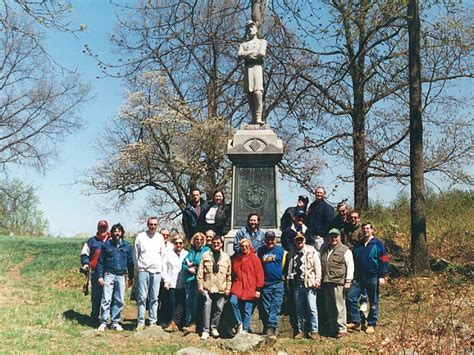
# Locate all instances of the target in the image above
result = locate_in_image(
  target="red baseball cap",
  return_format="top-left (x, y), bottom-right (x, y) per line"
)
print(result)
top-left (97, 220), bottom-right (109, 228)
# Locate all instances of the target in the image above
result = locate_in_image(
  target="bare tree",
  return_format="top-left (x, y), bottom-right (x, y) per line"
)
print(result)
top-left (408, 0), bottom-right (429, 273)
top-left (271, 0), bottom-right (473, 211)
top-left (86, 71), bottom-right (233, 220)
top-left (86, 0), bottom-right (324, 214)
top-left (0, 2), bottom-right (90, 172)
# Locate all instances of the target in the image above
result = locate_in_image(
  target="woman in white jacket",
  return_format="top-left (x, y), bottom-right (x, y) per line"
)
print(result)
top-left (162, 235), bottom-right (189, 332)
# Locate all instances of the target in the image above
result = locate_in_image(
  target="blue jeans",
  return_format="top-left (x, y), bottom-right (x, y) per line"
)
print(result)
top-left (90, 270), bottom-right (103, 320)
top-left (230, 294), bottom-right (255, 332)
top-left (346, 277), bottom-right (379, 326)
top-left (293, 280), bottom-right (318, 333)
top-left (261, 282), bottom-right (284, 329)
top-left (137, 271), bottom-right (161, 325)
top-left (184, 281), bottom-right (199, 325)
top-left (100, 273), bottom-right (125, 325)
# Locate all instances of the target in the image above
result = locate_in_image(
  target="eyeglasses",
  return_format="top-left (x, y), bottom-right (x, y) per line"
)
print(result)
top-left (162, 233), bottom-right (169, 236)
top-left (175, 242), bottom-right (183, 245)
top-left (149, 223), bottom-right (158, 226)
top-left (212, 242), bottom-right (221, 245)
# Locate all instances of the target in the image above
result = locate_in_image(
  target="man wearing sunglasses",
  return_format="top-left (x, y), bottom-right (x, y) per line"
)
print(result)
top-left (197, 236), bottom-right (231, 340)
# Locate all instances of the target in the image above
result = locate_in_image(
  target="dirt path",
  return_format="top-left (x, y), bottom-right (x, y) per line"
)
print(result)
top-left (8, 253), bottom-right (34, 280)
top-left (0, 253), bottom-right (35, 306)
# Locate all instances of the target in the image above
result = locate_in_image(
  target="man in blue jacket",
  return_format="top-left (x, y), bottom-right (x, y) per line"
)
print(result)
top-left (96, 223), bottom-right (134, 331)
top-left (346, 223), bottom-right (388, 334)
top-left (80, 220), bottom-right (110, 322)
top-left (305, 187), bottom-right (335, 244)
top-left (182, 188), bottom-right (208, 240)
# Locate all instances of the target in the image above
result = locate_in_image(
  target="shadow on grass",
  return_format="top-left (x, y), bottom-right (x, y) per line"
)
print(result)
top-left (63, 310), bottom-right (98, 327)
top-left (63, 310), bottom-right (138, 331)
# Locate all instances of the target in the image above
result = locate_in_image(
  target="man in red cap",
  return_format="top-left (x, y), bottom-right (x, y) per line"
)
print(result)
top-left (80, 220), bottom-right (110, 323)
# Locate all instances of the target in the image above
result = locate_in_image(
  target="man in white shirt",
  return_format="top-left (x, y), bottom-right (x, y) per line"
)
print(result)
top-left (134, 216), bottom-right (165, 330)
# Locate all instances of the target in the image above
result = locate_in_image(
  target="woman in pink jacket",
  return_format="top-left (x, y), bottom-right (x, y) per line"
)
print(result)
top-left (230, 238), bottom-right (264, 333)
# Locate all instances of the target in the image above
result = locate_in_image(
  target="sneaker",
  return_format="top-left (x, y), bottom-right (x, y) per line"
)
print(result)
top-left (293, 332), bottom-right (305, 339)
top-left (164, 321), bottom-right (179, 332)
top-left (97, 323), bottom-right (107, 332)
top-left (149, 323), bottom-right (158, 328)
top-left (365, 326), bottom-right (375, 334)
top-left (347, 323), bottom-right (360, 331)
top-left (136, 324), bottom-right (145, 331)
top-left (309, 332), bottom-right (319, 340)
top-left (201, 332), bottom-right (209, 340)
top-left (183, 323), bottom-right (196, 334)
top-left (359, 302), bottom-right (368, 313)
top-left (111, 323), bottom-right (123, 331)
top-left (236, 323), bottom-right (243, 334)
top-left (211, 329), bottom-right (220, 338)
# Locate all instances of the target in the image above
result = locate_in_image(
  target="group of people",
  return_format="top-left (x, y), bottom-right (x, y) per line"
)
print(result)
top-left (80, 186), bottom-right (389, 340)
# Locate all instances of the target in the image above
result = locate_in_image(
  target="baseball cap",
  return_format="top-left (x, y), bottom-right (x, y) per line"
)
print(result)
top-left (97, 220), bottom-right (109, 228)
top-left (294, 232), bottom-right (305, 240)
top-left (295, 210), bottom-right (306, 218)
top-left (265, 231), bottom-right (276, 239)
top-left (328, 228), bottom-right (340, 236)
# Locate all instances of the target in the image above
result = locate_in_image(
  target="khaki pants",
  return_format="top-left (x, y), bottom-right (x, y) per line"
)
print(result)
top-left (322, 283), bottom-right (347, 334)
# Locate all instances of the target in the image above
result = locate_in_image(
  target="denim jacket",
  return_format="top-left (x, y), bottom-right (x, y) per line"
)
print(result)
top-left (96, 239), bottom-right (134, 278)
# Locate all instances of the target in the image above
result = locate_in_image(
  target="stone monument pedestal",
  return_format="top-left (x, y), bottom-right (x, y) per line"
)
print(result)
top-left (224, 124), bottom-right (283, 254)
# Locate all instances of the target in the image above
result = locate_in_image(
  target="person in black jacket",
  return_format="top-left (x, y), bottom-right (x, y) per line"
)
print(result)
top-left (182, 188), bottom-right (208, 241)
top-left (200, 190), bottom-right (231, 237)
top-left (280, 195), bottom-right (309, 232)
top-left (305, 187), bottom-right (335, 242)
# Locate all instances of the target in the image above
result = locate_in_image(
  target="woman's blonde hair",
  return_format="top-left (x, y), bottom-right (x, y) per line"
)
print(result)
top-left (190, 232), bottom-right (206, 245)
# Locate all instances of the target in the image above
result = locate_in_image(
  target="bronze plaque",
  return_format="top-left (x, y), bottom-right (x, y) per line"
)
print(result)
top-left (233, 166), bottom-right (277, 229)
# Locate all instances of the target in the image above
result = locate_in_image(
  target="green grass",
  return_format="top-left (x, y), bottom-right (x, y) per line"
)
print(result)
top-left (0, 201), bottom-right (472, 354)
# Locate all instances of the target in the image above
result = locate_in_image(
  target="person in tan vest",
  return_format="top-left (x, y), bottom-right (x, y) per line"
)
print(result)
top-left (320, 228), bottom-right (354, 338)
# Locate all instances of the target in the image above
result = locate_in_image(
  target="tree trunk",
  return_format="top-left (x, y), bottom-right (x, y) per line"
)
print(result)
top-left (251, 0), bottom-right (267, 38)
top-left (352, 99), bottom-right (369, 213)
top-left (408, 0), bottom-right (430, 273)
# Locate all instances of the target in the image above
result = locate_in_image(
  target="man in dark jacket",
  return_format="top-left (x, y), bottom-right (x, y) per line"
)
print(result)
top-left (306, 187), bottom-right (335, 242)
top-left (182, 188), bottom-right (208, 240)
top-left (341, 210), bottom-right (363, 250)
top-left (80, 220), bottom-right (110, 322)
top-left (96, 223), bottom-right (134, 331)
top-left (346, 223), bottom-right (388, 334)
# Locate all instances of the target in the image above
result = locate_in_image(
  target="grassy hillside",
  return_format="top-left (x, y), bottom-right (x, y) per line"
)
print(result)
top-left (1, 190), bottom-right (472, 353)
top-left (0, 233), bottom-right (471, 353)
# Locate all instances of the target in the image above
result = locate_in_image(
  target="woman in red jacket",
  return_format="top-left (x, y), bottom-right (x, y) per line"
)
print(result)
top-left (230, 238), bottom-right (264, 333)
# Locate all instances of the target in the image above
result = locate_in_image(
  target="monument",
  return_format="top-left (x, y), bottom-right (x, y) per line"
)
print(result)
top-left (223, 20), bottom-right (283, 254)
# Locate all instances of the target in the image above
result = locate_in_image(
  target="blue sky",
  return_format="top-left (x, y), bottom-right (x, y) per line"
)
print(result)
top-left (8, 0), bottom-right (422, 237)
